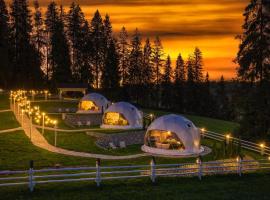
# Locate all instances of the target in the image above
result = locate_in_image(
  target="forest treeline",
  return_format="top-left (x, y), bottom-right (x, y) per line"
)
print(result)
top-left (0, 0), bottom-right (270, 141)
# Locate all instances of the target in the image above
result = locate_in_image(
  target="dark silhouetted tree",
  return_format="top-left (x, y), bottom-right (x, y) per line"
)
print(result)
top-left (0, 0), bottom-right (10, 88)
top-left (90, 10), bottom-right (105, 88)
top-left (10, 0), bottom-right (43, 88)
top-left (45, 1), bottom-right (72, 85)
top-left (118, 26), bottom-right (129, 86)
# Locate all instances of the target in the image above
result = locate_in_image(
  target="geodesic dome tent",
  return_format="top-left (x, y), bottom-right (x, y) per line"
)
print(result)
top-left (77, 93), bottom-right (110, 114)
top-left (101, 102), bottom-right (143, 129)
top-left (142, 114), bottom-right (203, 156)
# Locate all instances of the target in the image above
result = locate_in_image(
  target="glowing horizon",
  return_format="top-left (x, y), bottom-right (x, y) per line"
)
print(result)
top-left (7, 0), bottom-right (249, 80)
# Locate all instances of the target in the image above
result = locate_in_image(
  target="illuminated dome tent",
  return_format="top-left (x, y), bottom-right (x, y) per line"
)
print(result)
top-left (77, 93), bottom-right (110, 113)
top-left (101, 102), bottom-right (143, 129)
top-left (142, 114), bottom-right (204, 156)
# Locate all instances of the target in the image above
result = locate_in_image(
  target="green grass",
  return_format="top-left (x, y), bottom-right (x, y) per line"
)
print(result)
top-left (143, 109), bottom-right (239, 134)
top-left (0, 111), bottom-right (20, 130)
top-left (0, 131), bottom-right (209, 170)
top-left (43, 130), bottom-right (143, 156)
top-left (1, 173), bottom-right (270, 200)
top-left (0, 93), bottom-right (10, 110)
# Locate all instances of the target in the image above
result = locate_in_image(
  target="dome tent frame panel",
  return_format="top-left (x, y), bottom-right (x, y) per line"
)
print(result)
top-left (101, 102), bottom-right (143, 129)
top-left (77, 93), bottom-right (110, 114)
top-left (142, 114), bottom-right (203, 156)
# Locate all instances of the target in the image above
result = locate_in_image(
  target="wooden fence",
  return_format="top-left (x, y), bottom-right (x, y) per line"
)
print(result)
top-left (0, 158), bottom-right (269, 192)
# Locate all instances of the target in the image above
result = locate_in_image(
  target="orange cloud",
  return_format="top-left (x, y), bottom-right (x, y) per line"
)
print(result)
top-left (6, 0), bottom-right (249, 79)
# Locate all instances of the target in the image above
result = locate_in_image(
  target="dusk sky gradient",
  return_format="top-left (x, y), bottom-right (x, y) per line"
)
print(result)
top-left (15, 0), bottom-right (250, 79)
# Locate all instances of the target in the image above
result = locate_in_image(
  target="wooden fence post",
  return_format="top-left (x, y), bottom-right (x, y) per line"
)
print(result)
top-left (237, 157), bottom-right (242, 177)
top-left (197, 157), bottom-right (202, 180)
top-left (150, 157), bottom-right (156, 183)
top-left (95, 158), bottom-right (101, 187)
top-left (28, 160), bottom-right (35, 192)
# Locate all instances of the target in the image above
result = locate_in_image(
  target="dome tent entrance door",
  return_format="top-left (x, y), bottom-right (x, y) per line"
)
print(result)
top-left (145, 130), bottom-right (185, 150)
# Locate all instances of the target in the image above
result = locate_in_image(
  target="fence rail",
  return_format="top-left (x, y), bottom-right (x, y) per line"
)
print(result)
top-left (203, 131), bottom-right (270, 156)
top-left (0, 158), bottom-right (269, 192)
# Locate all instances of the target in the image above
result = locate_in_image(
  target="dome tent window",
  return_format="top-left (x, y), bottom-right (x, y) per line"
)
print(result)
top-left (101, 102), bottom-right (143, 129)
top-left (103, 112), bottom-right (129, 126)
top-left (80, 101), bottom-right (99, 111)
top-left (77, 93), bottom-right (110, 114)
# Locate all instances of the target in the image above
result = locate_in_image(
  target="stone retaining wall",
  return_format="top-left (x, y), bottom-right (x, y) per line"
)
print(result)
top-left (88, 130), bottom-right (145, 148)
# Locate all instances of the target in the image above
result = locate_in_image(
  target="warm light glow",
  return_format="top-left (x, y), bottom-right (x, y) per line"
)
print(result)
top-left (260, 143), bottom-right (265, 148)
top-left (226, 134), bottom-right (231, 139)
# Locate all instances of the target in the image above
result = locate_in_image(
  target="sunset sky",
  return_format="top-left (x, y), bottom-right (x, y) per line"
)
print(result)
top-left (19, 0), bottom-right (250, 79)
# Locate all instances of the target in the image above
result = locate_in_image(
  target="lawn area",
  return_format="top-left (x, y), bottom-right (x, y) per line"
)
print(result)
top-left (0, 93), bottom-right (10, 110)
top-left (1, 173), bottom-right (270, 200)
top-left (0, 111), bottom-right (20, 130)
top-left (43, 130), bottom-right (143, 156)
top-left (0, 131), bottom-right (210, 170)
top-left (143, 109), bottom-right (239, 134)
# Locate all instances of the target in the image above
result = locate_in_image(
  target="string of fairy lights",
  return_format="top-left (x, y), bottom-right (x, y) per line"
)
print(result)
top-left (10, 90), bottom-right (58, 131)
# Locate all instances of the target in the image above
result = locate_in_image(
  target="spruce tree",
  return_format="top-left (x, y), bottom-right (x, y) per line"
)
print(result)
top-left (128, 28), bottom-right (143, 102)
top-left (45, 1), bottom-right (72, 85)
top-left (236, 0), bottom-right (270, 82)
top-left (142, 38), bottom-right (154, 84)
top-left (90, 10), bottom-right (105, 88)
top-left (32, 0), bottom-right (45, 55)
top-left (0, 0), bottom-right (10, 88)
top-left (161, 55), bottom-right (172, 109)
top-left (118, 26), bottom-right (129, 86)
top-left (186, 55), bottom-right (196, 113)
top-left (152, 36), bottom-right (164, 85)
top-left (174, 53), bottom-right (185, 112)
top-left (102, 39), bottom-right (120, 89)
top-left (236, 0), bottom-right (270, 138)
top-left (141, 38), bottom-right (154, 106)
top-left (193, 47), bottom-right (203, 83)
top-left (67, 2), bottom-right (90, 83)
top-left (174, 53), bottom-right (185, 83)
top-left (10, 0), bottom-right (43, 88)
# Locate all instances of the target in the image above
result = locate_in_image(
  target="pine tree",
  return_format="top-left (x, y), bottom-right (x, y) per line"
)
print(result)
top-left (128, 28), bottom-right (143, 102)
top-left (174, 53), bottom-right (185, 83)
top-left (45, 1), bottom-right (72, 85)
top-left (186, 55), bottom-right (196, 113)
top-left (193, 47), bottom-right (203, 83)
top-left (0, 0), bottom-right (10, 88)
top-left (142, 38), bottom-right (154, 84)
top-left (103, 14), bottom-right (113, 48)
top-left (67, 2), bottom-right (90, 83)
top-left (152, 36), bottom-right (164, 85)
top-left (236, 0), bottom-right (270, 82)
top-left (32, 0), bottom-right (45, 55)
top-left (141, 38), bottom-right (154, 106)
top-left (118, 26), bottom-right (129, 86)
top-left (102, 39), bottom-right (120, 89)
top-left (161, 55), bottom-right (173, 109)
top-left (10, 0), bottom-right (43, 88)
top-left (236, 0), bottom-right (270, 138)
top-left (173, 53), bottom-right (185, 112)
top-left (90, 10), bottom-right (105, 88)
